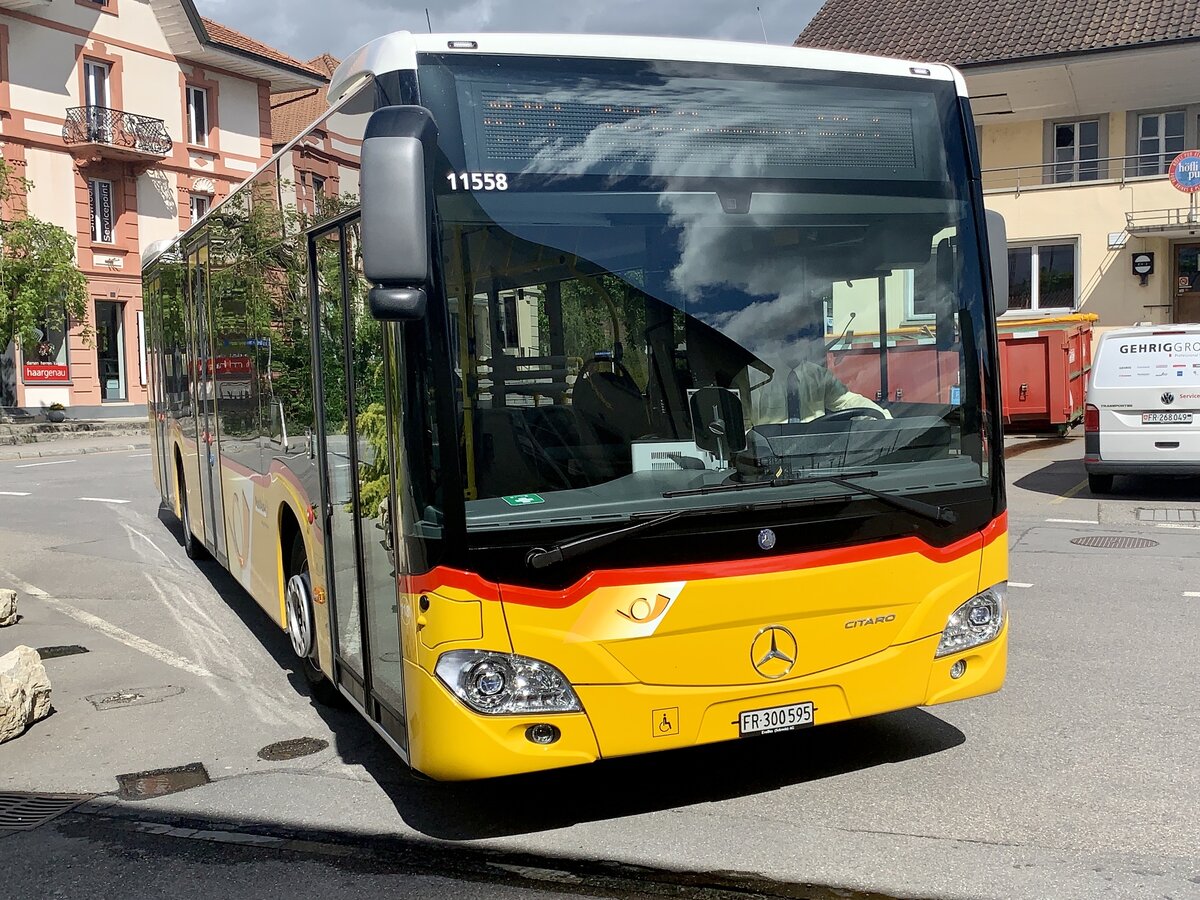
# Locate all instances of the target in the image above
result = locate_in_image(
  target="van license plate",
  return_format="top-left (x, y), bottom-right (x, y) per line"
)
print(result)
top-left (738, 701), bottom-right (815, 736)
top-left (1142, 412), bottom-right (1192, 424)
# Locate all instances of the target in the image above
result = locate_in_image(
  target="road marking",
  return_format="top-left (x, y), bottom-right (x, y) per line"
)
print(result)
top-left (14, 459), bottom-right (76, 468)
top-left (0, 568), bottom-right (215, 679)
top-left (1049, 479), bottom-right (1089, 505)
top-left (2, 572), bottom-right (49, 598)
top-left (0, 491), bottom-right (31, 496)
top-left (1156, 523), bottom-right (1200, 530)
top-left (128, 453), bottom-right (151, 458)
top-left (78, 497), bottom-right (131, 504)
top-left (1184, 592), bottom-right (1200, 598)
top-left (1046, 518), bottom-right (1099, 524)
top-left (1010, 582), bottom-right (1034, 588)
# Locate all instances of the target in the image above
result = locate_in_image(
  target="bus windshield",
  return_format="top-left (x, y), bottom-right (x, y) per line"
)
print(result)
top-left (417, 54), bottom-right (994, 533)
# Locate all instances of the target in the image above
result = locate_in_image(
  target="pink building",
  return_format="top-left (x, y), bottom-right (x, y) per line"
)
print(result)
top-left (0, 0), bottom-right (325, 417)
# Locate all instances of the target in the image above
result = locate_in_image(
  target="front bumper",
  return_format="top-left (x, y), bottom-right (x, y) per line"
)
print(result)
top-left (405, 626), bottom-right (1007, 781)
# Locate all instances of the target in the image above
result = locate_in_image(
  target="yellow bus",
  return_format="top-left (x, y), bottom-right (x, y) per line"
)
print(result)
top-left (142, 32), bottom-right (1010, 781)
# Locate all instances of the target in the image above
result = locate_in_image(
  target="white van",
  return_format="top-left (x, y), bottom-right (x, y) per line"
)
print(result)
top-left (1084, 324), bottom-right (1200, 493)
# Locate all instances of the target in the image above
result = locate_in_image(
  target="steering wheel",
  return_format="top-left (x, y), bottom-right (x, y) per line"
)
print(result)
top-left (819, 407), bottom-right (888, 422)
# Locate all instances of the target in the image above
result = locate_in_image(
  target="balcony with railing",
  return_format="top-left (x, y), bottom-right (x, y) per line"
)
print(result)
top-left (62, 106), bottom-right (173, 163)
top-left (981, 153), bottom-right (1189, 194)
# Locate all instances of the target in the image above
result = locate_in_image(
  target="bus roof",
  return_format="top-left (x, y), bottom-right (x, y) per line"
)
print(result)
top-left (329, 31), bottom-right (966, 104)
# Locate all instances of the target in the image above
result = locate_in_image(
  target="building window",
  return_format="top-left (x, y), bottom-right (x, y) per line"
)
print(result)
top-left (189, 193), bottom-right (210, 223)
top-left (1137, 111), bottom-right (1185, 176)
top-left (186, 85), bottom-right (209, 146)
top-left (1007, 243), bottom-right (1076, 312)
top-left (88, 177), bottom-right (114, 243)
top-left (83, 59), bottom-right (110, 142)
top-left (1053, 120), bottom-right (1100, 182)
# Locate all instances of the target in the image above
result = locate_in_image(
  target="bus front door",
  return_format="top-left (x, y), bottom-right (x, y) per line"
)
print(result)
top-left (187, 239), bottom-right (227, 563)
top-left (310, 220), bottom-right (407, 751)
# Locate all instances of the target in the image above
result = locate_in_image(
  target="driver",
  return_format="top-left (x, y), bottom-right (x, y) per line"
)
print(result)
top-left (737, 313), bottom-right (889, 427)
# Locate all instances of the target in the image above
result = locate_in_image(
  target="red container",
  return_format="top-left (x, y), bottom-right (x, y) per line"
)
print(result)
top-left (826, 342), bottom-right (960, 406)
top-left (996, 314), bottom-right (1095, 434)
top-left (823, 313), bottom-right (1096, 435)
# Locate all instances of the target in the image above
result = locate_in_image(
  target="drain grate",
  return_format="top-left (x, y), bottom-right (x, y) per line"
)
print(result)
top-left (0, 792), bottom-right (90, 832)
top-left (115, 762), bottom-right (211, 801)
top-left (1071, 535), bottom-right (1160, 550)
top-left (36, 645), bottom-right (90, 660)
top-left (257, 737), bottom-right (329, 761)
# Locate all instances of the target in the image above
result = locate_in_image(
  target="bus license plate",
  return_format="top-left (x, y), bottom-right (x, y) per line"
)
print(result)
top-left (1142, 412), bottom-right (1192, 424)
top-left (738, 701), bottom-right (815, 736)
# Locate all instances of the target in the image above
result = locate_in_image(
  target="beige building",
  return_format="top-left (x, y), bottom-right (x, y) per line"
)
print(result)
top-left (0, 0), bottom-right (325, 417)
top-left (798, 0), bottom-right (1200, 331)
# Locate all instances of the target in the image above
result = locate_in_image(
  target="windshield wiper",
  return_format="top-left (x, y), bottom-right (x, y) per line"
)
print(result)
top-left (526, 508), bottom-right (692, 570)
top-left (664, 469), bottom-right (957, 526)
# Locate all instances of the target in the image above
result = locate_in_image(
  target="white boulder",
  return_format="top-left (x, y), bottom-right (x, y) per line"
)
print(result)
top-left (0, 589), bottom-right (17, 626)
top-left (0, 645), bottom-right (52, 743)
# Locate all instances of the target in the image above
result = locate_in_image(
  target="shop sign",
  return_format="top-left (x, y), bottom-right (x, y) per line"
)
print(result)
top-left (1168, 150), bottom-right (1200, 193)
top-left (24, 363), bottom-right (69, 383)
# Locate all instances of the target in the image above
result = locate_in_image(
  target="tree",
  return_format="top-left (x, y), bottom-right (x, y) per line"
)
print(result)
top-left (0, 158), bottom-right (89, 354)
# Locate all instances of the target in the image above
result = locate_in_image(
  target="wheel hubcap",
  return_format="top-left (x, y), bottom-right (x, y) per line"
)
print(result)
top-left (286, 574), bottom-right (312, 658)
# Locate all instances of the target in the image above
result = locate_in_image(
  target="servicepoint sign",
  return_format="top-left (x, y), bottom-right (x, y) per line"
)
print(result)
top-left (1169, 150), bottom-right (1200, 193)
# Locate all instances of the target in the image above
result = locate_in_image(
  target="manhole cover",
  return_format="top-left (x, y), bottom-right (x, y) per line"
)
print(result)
top-left (1071, 535), bottom-right (1160, 550)
top-left (0, 792), bottom-right (90, 832)
top-left (36, 645), bottom-right (90, 660)
top-left (115, 762), bottom-right (210, 801)
top-left (257, 737), bottom-right (329, 761)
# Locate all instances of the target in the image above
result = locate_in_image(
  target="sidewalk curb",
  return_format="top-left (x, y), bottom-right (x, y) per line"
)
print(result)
top-left (0, 440), bottom-right (151, 461)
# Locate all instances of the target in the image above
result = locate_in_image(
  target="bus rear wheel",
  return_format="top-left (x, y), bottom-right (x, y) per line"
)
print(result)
top-left (178, 468), bottom-right (207, 560)
top-left (288, 534), bottom-right (342, 706)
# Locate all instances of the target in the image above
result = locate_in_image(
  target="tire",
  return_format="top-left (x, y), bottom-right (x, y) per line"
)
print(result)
top-left (288, 534), bottom-right (342, 707)
top-left (178, 471), bottom-right (207, 560)
top-left (1088, 473), bottom-right (1114, 494)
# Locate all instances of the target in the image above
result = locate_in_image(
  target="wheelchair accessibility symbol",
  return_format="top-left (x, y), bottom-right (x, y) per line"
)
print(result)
top-left (652, 707), bottom-right (679, 738)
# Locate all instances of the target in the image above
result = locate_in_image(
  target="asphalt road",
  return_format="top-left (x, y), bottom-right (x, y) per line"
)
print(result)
top-left (1, 438), bottom-right (1198, 900)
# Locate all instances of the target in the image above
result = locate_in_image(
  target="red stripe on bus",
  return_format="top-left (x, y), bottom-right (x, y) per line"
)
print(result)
top-left (407, 512), bottom-right (1007, 609)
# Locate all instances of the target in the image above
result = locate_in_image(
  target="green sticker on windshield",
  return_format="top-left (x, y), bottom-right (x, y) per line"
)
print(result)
top-left (502, 493), bottom-right (545, 507)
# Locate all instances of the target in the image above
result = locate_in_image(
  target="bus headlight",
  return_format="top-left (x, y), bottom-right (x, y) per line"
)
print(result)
top-left (435, 650), bottom-right (582, 715)
top-left (936, 584), bottom-right (1007, 658)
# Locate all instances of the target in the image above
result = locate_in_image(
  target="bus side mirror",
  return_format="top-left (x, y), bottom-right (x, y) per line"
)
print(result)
top-left (361, 105), bottom-right (439, 321)
top-left (986, 210), bottom-right (1008, 317)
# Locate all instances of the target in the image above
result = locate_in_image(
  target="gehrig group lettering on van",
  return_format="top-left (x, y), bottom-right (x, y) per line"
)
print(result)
top-left (1120, 342), bottom-right (1200, 353)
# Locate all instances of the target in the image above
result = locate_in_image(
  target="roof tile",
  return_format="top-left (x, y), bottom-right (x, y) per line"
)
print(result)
top-left (201, 18), bottom-right (327, 78)
top-left (270, 54), bottom-right (340, 145)
top-left (796, 0), bottom-right (1200, 65)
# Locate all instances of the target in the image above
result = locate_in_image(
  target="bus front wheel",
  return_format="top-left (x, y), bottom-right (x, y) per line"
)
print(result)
top-left (288, 534), bottom-right (342, 706)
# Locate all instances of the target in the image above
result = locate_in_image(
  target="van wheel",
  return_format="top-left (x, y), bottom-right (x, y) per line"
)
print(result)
top-left (288, 534), bottom-right (342, 707)
top-left (1088, 473), bottom-right (1114, 494)
top-left (179, 472), bottom-right (207, 560)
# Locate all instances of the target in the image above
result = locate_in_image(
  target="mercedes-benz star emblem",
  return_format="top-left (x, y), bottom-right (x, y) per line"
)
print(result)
top-left (1162, 392), bottom-right (1175, 406)
top-left (750, 625), bottom-right (798, 679)
top-left (757, 528), bottom-right (777, 551)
